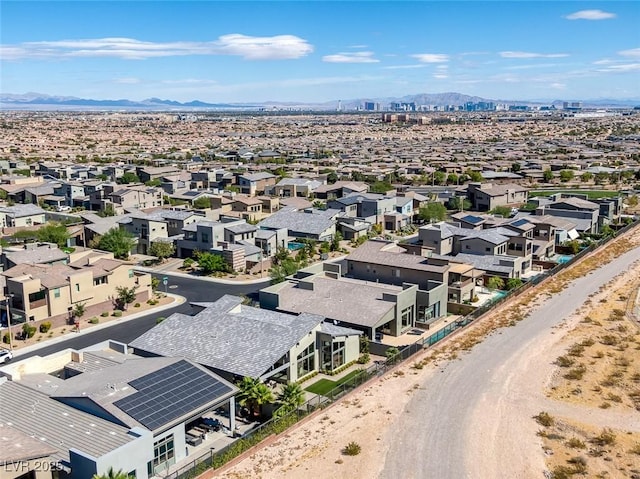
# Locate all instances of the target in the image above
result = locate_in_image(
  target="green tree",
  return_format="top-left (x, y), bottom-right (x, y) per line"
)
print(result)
top-left (192, 196), bottom-right (211, 209)
top-left (487, 276), bottom-right (505, 290)
top-left (331, 231), bottom-right (343, 252)
top-left (35, 222), bottom-right (70, 247)
top-left (447, 173), bottom-right (459, 185)
top-left (449, 196), bottom-right (471, 212)
top-left (270, 258), bottom-right (301, 284)
top-left (566, 239), bottom-right (580, 254)
top-left (326, 171), bottom-right (339, 184)
top-left (118, 172), bottom-right (140, 184)
top-left (385, 346), bottom-right (401, 364)
top-left (94, 228), bottom-right (136, 259)
top-left (151, 276), bottom-right (160, 290)
top-left (628, 195), bottom-right (639, 207)
top-left (601, 224), bottom-right (615, 237)
top-left (490, 206), bottom-right (512, 217)
top-left (370, 181), bottom-right (393, 194)
top-left (418, 202), bottom-right (447, 223)
top-left (433, 171), bottom-right (447, 185)
top-left (466, 170), bottom-right (483, 182)
top-left (559, 170), bottom-right (575, 182)
top-left (144, 178), bottom-right (162, 187)
top-left (237, 377), bottom-right (274, 418)
top-left (92, 467), bottom-right (133, 479)
top-left (312, 200), bottom-right (326, 210)
top-left (274, 382), bottom-right (305, 417)
top-left (97, 204), bottom-right (116, 217)
top-left (73, 301), bottom-right (86, 319)
top-left (542, 170), bottom-right (554, 183)
top-left (595, 172), bottom-right (610, 185)
top-left (148, 241), bottom-right (175, 261)
top-left (116, 286), bottom-right (137, 310)
top-left (0, 189), bottom-right (7, 200)
top-left (505, 278), bottom-right (523, 290)
top-left (511, 163), bottom-right (521, 173)
top-left (195, 252), bottom-right (229, 274)
top-left (580, 171), bottom-right (594, 182)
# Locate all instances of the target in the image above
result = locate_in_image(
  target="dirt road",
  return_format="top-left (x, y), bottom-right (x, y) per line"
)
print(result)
top-left (379, 246), bottom-right (640, 479)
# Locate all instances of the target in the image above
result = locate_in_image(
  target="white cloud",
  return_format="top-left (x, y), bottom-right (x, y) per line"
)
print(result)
top-left (0, 35), bottom-right (313, 61)
top-left (161, 79), bottom-right (218, 85)
top-left (113, 77), bottom-right (141, 84)
top-left (597, 63), bottom-right (640, 73)
top-left (322, 51), bottom-right (379, 63)
top-left (565, 9), bottom-right (616, 20)
top-left (500, 51), bottom-right (569, 59)
top-left (215, 34), bottom-right (313, 60)
top-left (382, 64), bottom-right (426, 70)
top-left (619, 48), bottom-right (640, 58)
top-left (411, 53), bottom-right (449, 63)
top-left (550, 83), bottom-right (566, 90)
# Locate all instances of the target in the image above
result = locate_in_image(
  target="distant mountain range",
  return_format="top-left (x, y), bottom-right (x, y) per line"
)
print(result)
top-left (1, 92), bottom-right (638, 111)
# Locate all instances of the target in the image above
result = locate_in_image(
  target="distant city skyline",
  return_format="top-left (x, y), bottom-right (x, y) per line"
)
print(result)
top-left (1, 1), bottom-right (639, 103)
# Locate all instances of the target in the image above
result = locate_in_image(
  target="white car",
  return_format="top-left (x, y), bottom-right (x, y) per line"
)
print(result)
top-left (0, 349), bottom-right (13, 364)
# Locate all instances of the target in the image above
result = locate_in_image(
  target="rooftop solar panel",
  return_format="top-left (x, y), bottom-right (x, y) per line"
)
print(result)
top-left (511, 218), bottom-right (529, 227)
top-left (114, 360), bottom-right (233, 431)
top-left (462, 215), bottom-right (483, 224)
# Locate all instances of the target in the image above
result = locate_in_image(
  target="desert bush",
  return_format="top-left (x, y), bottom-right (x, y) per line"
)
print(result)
top-left (568, 343), bottom-right (585, 357)
top-left (606, 393), bottom-right (622, 403)
top-left (342, 441), bottom-right (362, 456)
top-left (600, 335), bottom-right (618, 346)
top-left (591, 428), bottom-right (616, 446)
top-left (556, 355), bottom-right (575, 367)
top-left (134, 302), bottom-right (141, 308)
top-left (629, 443), bottom-right (640, 455)
top-left (534, 411), bottom-right (554, 427)
top-left (564, 364), bottom-right (586, 380)
top-left (89, 317), bottom-right (99, 324)
top-left (156, 316), bottom-right (166, 324)
top-left (580, 338), bottom-right (595, 347)
top-left (101, 311), bottom-right (109, 317)
top-left (39, 321), bottom-right (52, 333)
top-left (566, 437), bottom-right (586, 449)
top-left (112, 310), bottom-right (123, 317)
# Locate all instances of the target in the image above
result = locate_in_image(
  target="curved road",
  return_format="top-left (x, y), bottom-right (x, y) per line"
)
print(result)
top-left (17, 273), bottom-right (270, 361)
top-left (380, 244), bottom-right (640, 479)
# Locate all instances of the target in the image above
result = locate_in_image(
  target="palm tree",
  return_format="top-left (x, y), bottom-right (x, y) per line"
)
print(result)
top-left (275, 382), bottom-right (305, 417)
top-left (92, 467), bottom-right (132, 479)
top-left (237, 377), bottom-right (274, 419)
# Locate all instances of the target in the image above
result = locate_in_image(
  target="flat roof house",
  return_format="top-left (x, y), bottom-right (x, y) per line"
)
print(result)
top-left (130, 295), bottom-right (361, 382)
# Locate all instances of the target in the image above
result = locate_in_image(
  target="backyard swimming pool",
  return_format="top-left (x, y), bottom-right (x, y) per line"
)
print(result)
top-left (555, 254), bottom-right (573, 264)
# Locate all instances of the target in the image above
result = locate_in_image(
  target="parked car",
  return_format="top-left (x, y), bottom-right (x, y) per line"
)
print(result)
top-left (0, 349), bottom-right (13, 364)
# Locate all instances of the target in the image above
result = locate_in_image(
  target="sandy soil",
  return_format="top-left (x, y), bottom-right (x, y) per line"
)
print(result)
top-left (213, 230), bottom-right (640, 479)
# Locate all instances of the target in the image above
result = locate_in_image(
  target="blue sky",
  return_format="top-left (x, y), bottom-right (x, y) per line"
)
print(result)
top-left (1, 1), bottom-right (639, 103)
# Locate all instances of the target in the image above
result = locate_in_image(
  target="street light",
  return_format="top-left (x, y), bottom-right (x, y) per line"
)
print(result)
top-left (5, 293), bottom-right (14, 351)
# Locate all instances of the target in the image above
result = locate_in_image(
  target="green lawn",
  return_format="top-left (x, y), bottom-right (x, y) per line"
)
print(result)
top-left (304, 369), bottom-right (363, 396)
top-left (529, 190), bottom-right (620, 199)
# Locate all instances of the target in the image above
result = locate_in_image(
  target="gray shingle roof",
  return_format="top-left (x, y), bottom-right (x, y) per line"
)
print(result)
top-left (258, 208), bottom-right (335, 236)
top-left (346, 240), bottom-right (449, 274)
top-left (130, 295), bottom-right (325, 378)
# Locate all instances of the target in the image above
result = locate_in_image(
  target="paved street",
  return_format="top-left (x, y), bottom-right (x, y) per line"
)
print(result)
top-left (16, 273), bottom-right (270, 361)
top-left (379, 243), bottom-right (640, 479)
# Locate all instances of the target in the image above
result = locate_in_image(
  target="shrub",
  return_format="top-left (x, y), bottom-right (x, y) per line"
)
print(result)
top-left (551, 465), bottom-right (574, 479)
top-left (156, 316), bottom-right (166, 324)
top-left (629, 443), bottom-right (640, 455)
top-left (601, 335), bottom-right (618, 346)
top-left (22, 323), bottom-right (36, 338)
top-left (112, 310), bottom-right (123, 317)
top-left (568, 343), bottom-right (585, 357)
top-left (534, 411), bottom-right (555, 427)
top-left (556, 355), bottom-right (575, 367)
top-left (564, 364), bottom-right (586, 380)
top-left (39, 321), bottom-right (52, 333)
top-left (567, 456), bottom-right (587, 474)
top-left (591, 428), bottom-right (616, 446)
top-left (100, 311), bottom-right (109, 317)
top-left (89, 317), bottom-right (99, 324)
top-left (134, 302), bottom-right (141, 308)
top-left (342, 441), bottom-right (361, 456)
top-left (566, 437), bottom-right (586, 449)
top-left (357, 353), bottom-right (370, 364)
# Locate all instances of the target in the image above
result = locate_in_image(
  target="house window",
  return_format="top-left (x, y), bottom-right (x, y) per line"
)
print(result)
top-left (202, 233), bottom-right (209, 243)
top-left (153, 434), bottom-right (175, 469)
top-left (93, 276), bottom-right (108, 286)
top-left (417, 303), bottom-right (440, 323)
top-left (54, 288), bottom-right (61, 298)
top-left (296, 342), bottom-right (315, 378)
top-left (394, 269), bottom-right (401, 278)
top-left (75, 284), bottom-right (80, 292)
top-left (400, 305), bottom-right (414, 329)
top-left (485, 247), bottom-right (490, 252)
top-left (332, 340), bottom-right (345, 370)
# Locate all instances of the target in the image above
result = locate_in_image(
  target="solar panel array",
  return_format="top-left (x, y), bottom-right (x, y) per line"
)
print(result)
top-left (511, 218), bottom-right (530, 227)
top-left (462, 215), bottom-right (483, 224)
top-left (114, 360), bottom-right (232, 430)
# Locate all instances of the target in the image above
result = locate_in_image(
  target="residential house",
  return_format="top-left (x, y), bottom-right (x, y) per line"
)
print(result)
top-left (313, 181), bottom-right (369, 201)
top-left (466, 182), bottom-right (528, 211)
top-left (534, 196), bottom-right (600, 234)
top-left (0, 204), bottom-right (46, 228)
top-left (0, 346), bottom-right (237, 479)
top-left (237, 172), bottom-right (277, 196)
top-left (2, 250), bottom-right (152, 326)
top-left (131, 295), bottom-right (362, 382)
top-left (257, 207), bottom-right (337, 242)
top-left (327, 193), bottom-right (396, 228)
top-left (269, 178), bottom-right (323, 198)
top-left (261, 262), bottom-right (446, 338)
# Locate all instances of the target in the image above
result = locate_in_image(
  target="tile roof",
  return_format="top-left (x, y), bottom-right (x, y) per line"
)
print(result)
top-left (130, 295), bottom-right (325, 378)
top-left (258, 208), bottom-right (335, 236)
top-left (346, 240), bottom-right (449, 274)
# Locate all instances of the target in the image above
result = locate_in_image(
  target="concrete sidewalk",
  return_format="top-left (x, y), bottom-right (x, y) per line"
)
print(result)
top-left (134, 266), bottom-right (271, 285)
top-left (9, 293), bottom-right (186, 358)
